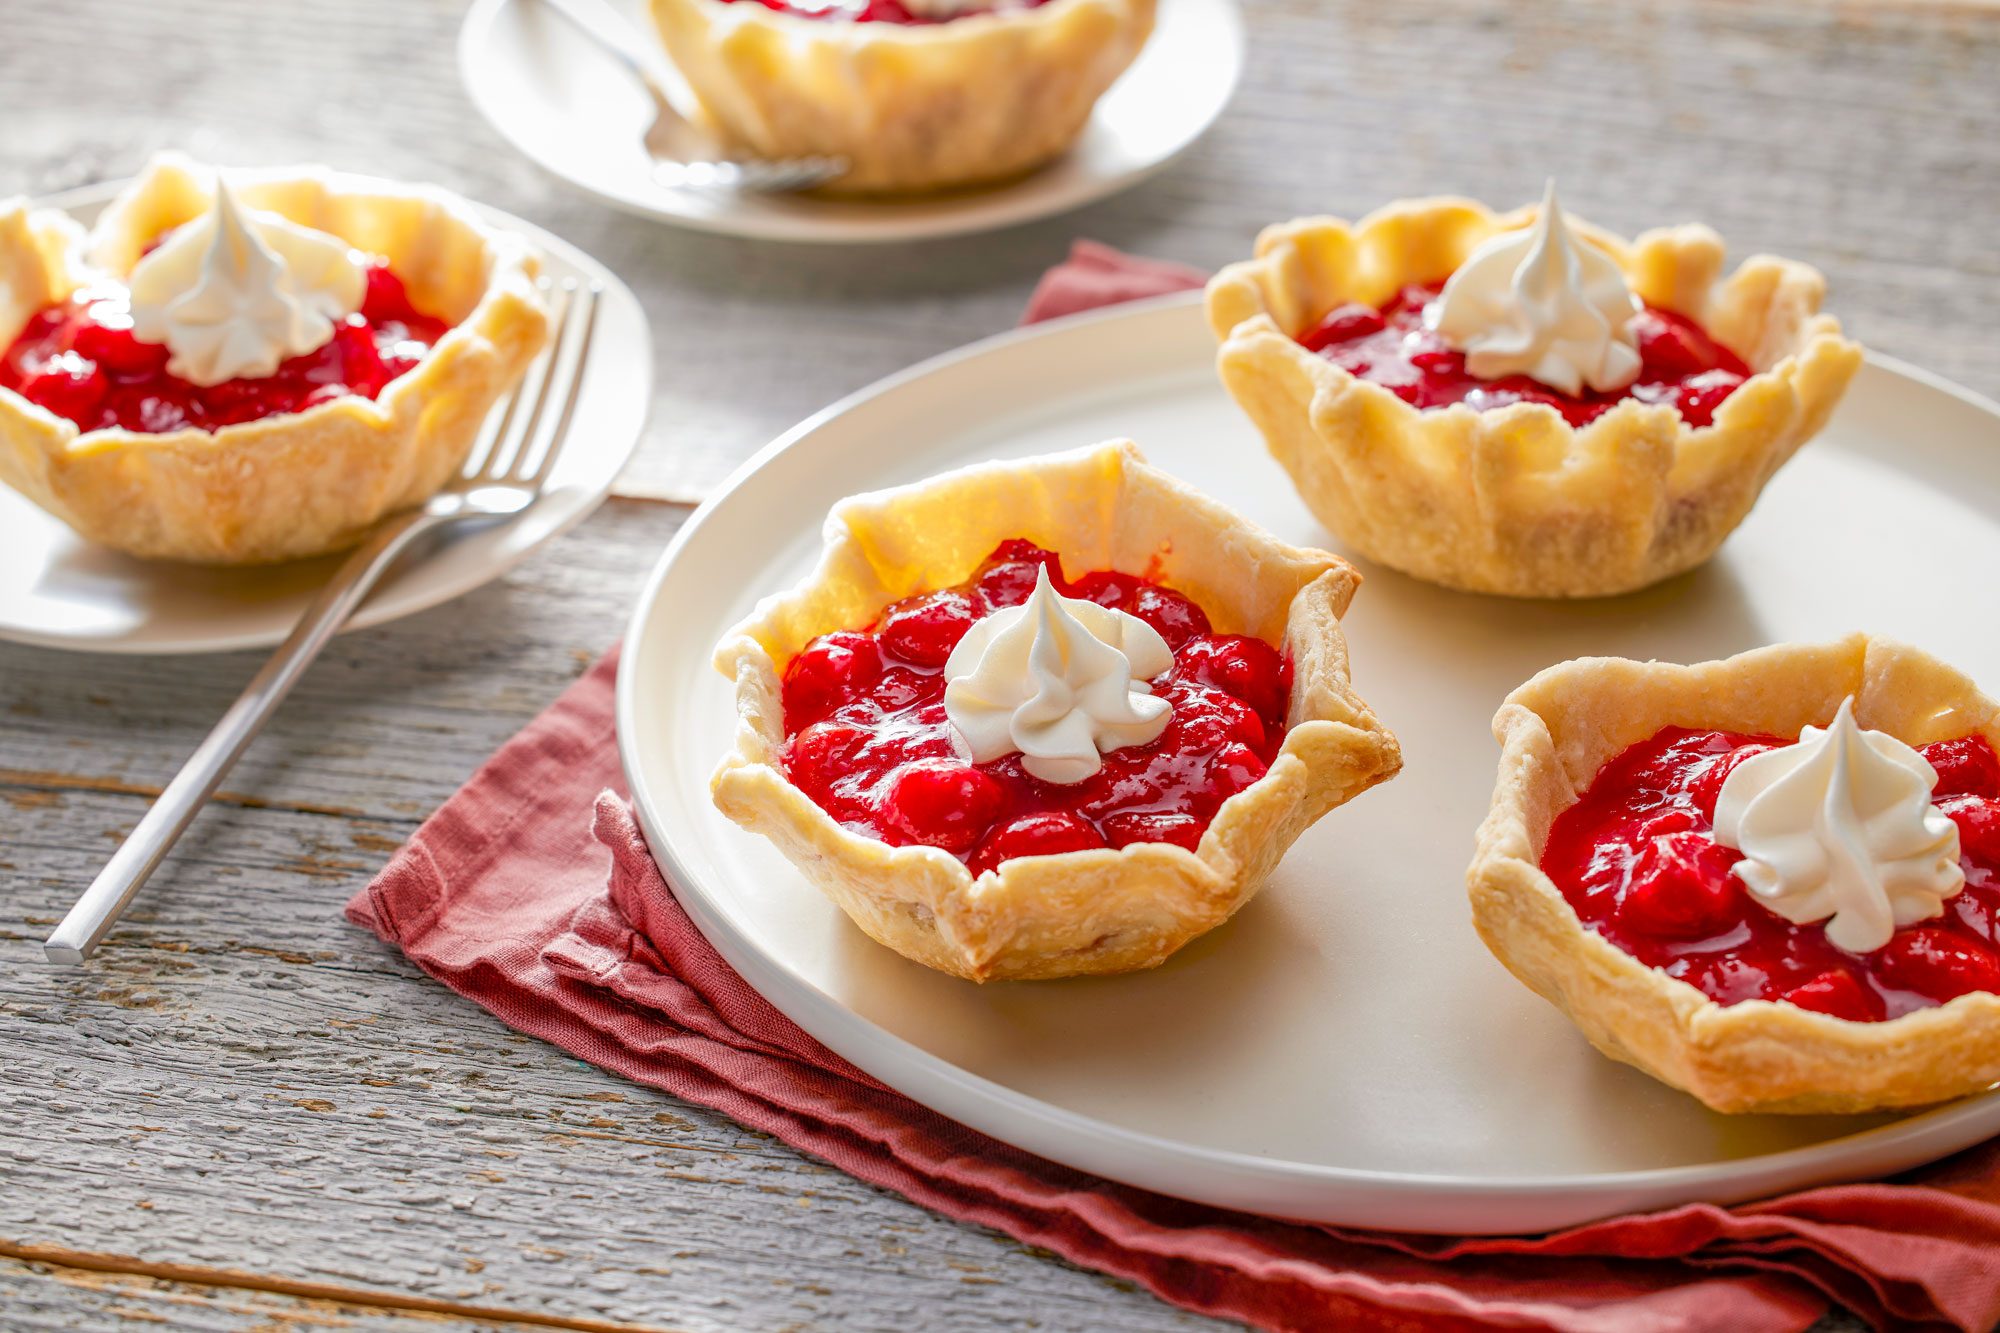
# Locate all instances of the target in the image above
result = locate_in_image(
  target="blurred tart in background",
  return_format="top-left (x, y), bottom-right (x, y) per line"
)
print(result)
top-left (0, 152), bottom-right (548, 563)
top-left (647, 0), bottom-right (1155, 194)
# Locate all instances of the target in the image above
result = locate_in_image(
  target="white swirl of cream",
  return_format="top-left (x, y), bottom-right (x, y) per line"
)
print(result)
top-left (943, 567), bottom-right (1173, 785)
top-left (1428, 180), bottom-right (1642, 396)
top-left (128, 179), bottom-right (365, 387)
top-left (1712, 697), bottom-right (1965, 954)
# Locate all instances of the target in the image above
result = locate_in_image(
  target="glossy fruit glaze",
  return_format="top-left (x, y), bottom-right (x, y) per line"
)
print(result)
top-left (1542, 725), bottom-right (2000, 1021)
top-left (779, 539), bottom-right (1292, 875)
top-left (719, 0), bottom-right (1054, 23)
top-left (1298, 282), bottom-right (1753, 429)
top-left (0, 259), bottom-right (450, 435)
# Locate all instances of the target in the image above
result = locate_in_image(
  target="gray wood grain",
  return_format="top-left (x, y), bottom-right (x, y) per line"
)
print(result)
top-left (3, 0), bottom-right (1992, 1326)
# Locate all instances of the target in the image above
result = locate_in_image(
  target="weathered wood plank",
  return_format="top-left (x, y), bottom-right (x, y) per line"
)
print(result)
top-left (3, 0), bottom-right (1991, 1327)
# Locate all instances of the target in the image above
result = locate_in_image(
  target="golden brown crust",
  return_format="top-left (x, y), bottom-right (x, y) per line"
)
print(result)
top-left (646, 0), bottom-right (1155, 195)
top-left (0, 153), bottom-right (550, 564)
top-left (1469, 634), bottom-right (2000, 1114)
top-left (1205, 197), bottom-right (1863, 599)
top-left (711, 440), bottom-right (1402, 981)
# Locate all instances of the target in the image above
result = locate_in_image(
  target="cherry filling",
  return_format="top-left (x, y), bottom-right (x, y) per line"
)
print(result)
top-left (719, 0), bottom-right (1053, 22)
top-left (1298, 282), bottom-right (1752, 429)
top-left (778, 540), bottom-right (1292, 875)
top-left (0, 259), bottom-right (451, 435)
top-left (1542, 727), bottom-right (2000, 1021)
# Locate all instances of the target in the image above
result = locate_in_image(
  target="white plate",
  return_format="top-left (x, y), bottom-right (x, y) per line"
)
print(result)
top-left (618, 293), bottom-right (2000, 1234)
top-left (0, 182), bottom-right (651, 656)
top-left (459, 0), bottom-right (1244, 244)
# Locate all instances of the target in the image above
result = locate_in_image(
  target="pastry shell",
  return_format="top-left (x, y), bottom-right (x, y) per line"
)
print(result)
top-left (646, 0), bottom-right (1155, 195)
top-left (711, 440), bottom-right (1402, 982)
top-left (0, 153), bottom-right (549, 564)
top-left (1206, 197), bottom-right (1863, 599)
top-left (1470, 634), bottom-right (2000, 1114)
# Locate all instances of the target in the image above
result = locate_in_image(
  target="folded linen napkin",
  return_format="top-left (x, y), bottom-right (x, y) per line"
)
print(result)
top-left (349, 243), bottom-right (2000, 1333)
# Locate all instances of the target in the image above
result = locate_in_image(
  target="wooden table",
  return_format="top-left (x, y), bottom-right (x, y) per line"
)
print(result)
top-left (5, 1), bottom-right (1995, 1327)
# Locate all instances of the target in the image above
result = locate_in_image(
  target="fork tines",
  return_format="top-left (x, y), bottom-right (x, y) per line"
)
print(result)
top-left (461, 277), bottom-right (604, 486)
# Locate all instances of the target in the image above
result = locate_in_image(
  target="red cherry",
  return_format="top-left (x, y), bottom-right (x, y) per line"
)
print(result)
top-left (1632, 807), bottom-right (1701, 841)
top-left (1673, 951), bottom-right (1775, 1008)
top-left (1128, 585), bottom-right (1210, 649)
top-left (863, 665), bottom-right (941, 712)
top-left (1174, 635), bottom-right (1288, 724)
top-left (19, 353), bottom-right (109, 427)
top-left (105, 385), bottom-right (201, 433)
top-left (1952, 881), bottom-right (2000, 943)
top-left (1067, 570), bottom-right (1143, 612)
top-left (1300, 302), bottom-right (1387, 353)
top-left (1686, 742), bottom-right (1776, 818)
top-left (1405, 337), bottom-right (1465, 375)
top-left (1777, 968), bottom-right (1885, 1023)
top-left (1924, 737), bottom-right (2000, 800)
top-left (1618, 832), bottom-right (1741, 940)
top-left (1671, 370), bottom-right (1744, 429)
top-left (880, 760), bottom-right (1006, 852)
top-left (198, 374), bottom-right (288, 426)
top-left (967, 810), bottom-right (1105, 876)
top-left (782, 631), bottom-right (885, 728)
top-left (784, 721), bottom-right (871, 803)
top-left (1940, 795), bottom-right (2000, 865)
top-left (879, 590), bottom-right (979, 668)
top-left (973, 540), bottom-right (1063, 608)
top-left (1169, 688), bottom-right (1266, 754)
top-left (1875, 926), bottom-right (2000, 1004)
top-left (360, 261), bottom-right (418, 323)
top-left (73, 305), bottom-right (170, 376)
top-left (329, 320), bottom-right (391, 398)
top-left (1377, 375), bottom-right (1423, 406)
top-left (1388, 284), bottom-right (1442, 317)
top-left (1209, 742), bottom-right (1269, 801)
top-left (1632, 308), bottom-right (1720, 379)
top-left (1102, 810), bottom-right (1205, 852)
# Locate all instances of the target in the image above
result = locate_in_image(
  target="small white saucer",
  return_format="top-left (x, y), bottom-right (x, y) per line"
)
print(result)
top-left (457, 0), bottom-right (1245, 245)
top-left (0, 183), bottom-right (652, 656)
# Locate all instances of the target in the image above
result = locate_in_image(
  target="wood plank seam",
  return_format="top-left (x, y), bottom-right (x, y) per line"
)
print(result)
top-left (0, 769), bottom-right (394, 823)
top-left (0, 1241), bottom-right (688, 1333)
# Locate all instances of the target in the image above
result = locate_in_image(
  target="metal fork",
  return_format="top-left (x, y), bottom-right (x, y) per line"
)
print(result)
top-left (535, 0), bottom-right (848, 194)
top-left (43, 278), bottom-right (603, 965)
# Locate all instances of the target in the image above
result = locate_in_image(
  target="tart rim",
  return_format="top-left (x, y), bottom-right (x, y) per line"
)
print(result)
top-left (1469, 633), bottom-right (2000, 1114)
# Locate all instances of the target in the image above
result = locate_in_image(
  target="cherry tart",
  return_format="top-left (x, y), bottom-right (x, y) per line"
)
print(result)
top-left (1471, 635), bottom-right (2000, 1114)
top-left (0, 153), bottom-right (549, 564)
top-left (646, 0), bottom-right (1154, 194)
top-left (1205, 196), bottom-right (1861, 599)
top-left (712, 441), bottom-right (1402, 982)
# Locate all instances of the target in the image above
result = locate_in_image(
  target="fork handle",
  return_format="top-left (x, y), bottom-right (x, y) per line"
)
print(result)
top-left (43, 508), bottom-right (440, 965)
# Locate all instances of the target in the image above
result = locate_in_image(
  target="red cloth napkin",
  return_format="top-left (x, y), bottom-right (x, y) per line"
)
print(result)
top-left (349, 244), bottom-right (2000, 1333)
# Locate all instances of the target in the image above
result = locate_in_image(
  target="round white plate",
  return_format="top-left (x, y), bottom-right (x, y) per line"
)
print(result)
top-left (459, 0), bottom-right (1244, 244)
top-left (618, 293), bottom-right (2000, 1234)
top-left (0, 183), bottom-right (651, 656)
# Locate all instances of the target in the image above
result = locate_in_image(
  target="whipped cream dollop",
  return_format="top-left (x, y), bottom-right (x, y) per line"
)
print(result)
top-left (1713, 697), bottom-right (1965, 954)
top-left (128, 179), bottom-right (366, 387)
top-left (943, 567), bottom-right (1173, 785)
top-left (1428, 181), bottom-right (1642, 396)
